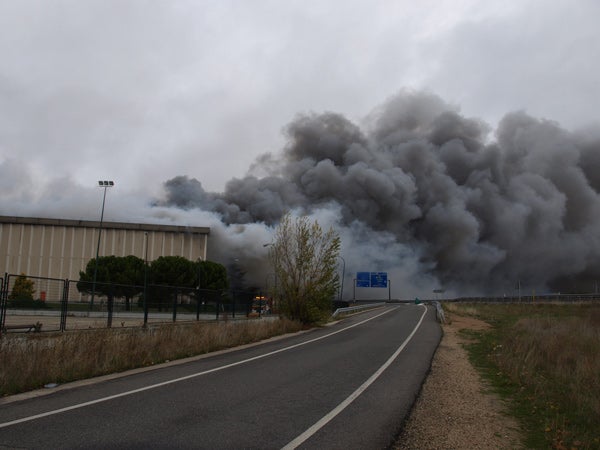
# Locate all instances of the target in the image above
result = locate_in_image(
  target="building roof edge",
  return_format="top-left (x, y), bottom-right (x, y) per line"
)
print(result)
top-left (0, 215), bottom-right (210, 235)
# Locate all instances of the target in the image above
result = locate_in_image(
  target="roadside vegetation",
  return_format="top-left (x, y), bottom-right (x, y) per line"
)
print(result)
top-left (0, 318), bottom-right (303, 396)
top-left (1, 213), bottom-right (341, 396)
top-left (445, 302), bottom-right (600, 449)
top-left (77, 255), bottom-right (230, 311)
top-left (267, 213), bottom-right (340, 324)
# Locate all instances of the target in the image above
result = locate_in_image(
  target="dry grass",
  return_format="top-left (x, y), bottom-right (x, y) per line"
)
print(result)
top-left (500, 311), bottom-right (600, 444)
top-left (0, 318), bottom-right (303, 396)
top-left (444, 302), bottom-right (479, 318)
top-left (448, 302), bottom-right (600, 449)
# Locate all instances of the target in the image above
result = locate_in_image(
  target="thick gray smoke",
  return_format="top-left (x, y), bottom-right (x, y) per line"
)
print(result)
top-left (159, 90), bottom-right (600, 296)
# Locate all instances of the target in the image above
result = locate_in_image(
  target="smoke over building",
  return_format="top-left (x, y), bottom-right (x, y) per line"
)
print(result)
top-left (158, 90), bottom-right (600, 296)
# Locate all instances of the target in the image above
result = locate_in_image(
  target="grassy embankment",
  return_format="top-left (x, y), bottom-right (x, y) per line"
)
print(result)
top-left (445, 302), bottom-right (600, 449)
top-left (0, 318), bottom-right (303, 396)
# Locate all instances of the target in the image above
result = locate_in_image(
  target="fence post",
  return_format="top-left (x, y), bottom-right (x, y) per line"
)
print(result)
top-left (107, 284), bottom-right (114, 328)
top-left (60, 279), bottom-right (69, 331)
top-left (143, 284), bottom-right (149, 326)
top-left (172, 289), bottom-right (178, 322)
top-left (196, 288), bottom-right (201, 321)
top-left (0, 274), bottom-right (7, 337)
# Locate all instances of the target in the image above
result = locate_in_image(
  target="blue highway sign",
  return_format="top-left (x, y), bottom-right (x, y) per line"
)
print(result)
top-left (370, 272), bottom-right (388, 288)
top-left (356, 272), bottom-right (371, 288)
top-left (355, 272), bottom-right (388, 288)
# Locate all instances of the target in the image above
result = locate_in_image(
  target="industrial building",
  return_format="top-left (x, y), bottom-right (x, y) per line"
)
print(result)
top-left (0, 216), bottom-right (210, 281)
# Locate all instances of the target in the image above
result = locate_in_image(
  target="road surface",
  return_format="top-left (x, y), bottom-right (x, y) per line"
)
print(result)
top-left (0, 303), bottom-right (441, 449)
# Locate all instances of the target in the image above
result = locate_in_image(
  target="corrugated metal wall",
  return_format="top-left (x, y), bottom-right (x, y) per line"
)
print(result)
top-left (0, 217), bottom-right (209, 280)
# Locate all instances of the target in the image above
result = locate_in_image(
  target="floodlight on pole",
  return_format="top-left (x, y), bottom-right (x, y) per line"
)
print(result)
top-left (90, 180), bottom-right (114, 310)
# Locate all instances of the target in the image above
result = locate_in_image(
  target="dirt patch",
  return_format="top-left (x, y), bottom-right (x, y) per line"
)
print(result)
top-left (394, 311), bottom-right (523, 449)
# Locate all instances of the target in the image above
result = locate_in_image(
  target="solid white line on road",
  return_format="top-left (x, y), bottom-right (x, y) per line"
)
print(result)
top-left (0, 306), bottom-right (398, 429)
top-left (282, 303), bottom-right (428, 450)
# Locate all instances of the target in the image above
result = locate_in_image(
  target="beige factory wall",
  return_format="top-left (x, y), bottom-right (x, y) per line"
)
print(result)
top-left (0, 221), bottom-right (208, 281)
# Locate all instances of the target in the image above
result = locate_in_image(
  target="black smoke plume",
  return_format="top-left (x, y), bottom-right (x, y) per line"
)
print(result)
top-left (159, 90), bottom-right (600, 296)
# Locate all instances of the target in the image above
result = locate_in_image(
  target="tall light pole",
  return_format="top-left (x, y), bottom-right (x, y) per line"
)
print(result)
top-left (91, 180), bottom-right (114, 310)
top-left (338, 255), bottom-right (346, 301)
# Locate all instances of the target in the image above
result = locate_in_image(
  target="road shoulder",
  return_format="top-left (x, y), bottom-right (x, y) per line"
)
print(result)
top-left (394, 311), bottom-right (523, 449)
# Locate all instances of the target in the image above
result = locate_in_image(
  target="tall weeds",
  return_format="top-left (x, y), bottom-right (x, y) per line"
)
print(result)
top-left (499, 312), bottom-right (600, 445)
top-left (451, 303), bottom-right (600, 449)
top-left (0, 318), bottom-right (303, 396)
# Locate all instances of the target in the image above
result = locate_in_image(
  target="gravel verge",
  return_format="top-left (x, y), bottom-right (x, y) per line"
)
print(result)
top-left (394, 311), bottom-right (523, 449)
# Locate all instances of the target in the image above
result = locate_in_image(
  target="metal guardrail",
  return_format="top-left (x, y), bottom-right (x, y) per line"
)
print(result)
top-left (331, 300), bottom-right (446, 322)
top-left (432, 301), bottom-right (446, 323)
top-left (332, 302), bottom-right (386, 318)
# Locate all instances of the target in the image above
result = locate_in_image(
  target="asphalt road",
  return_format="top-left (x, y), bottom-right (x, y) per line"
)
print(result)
top-left (0, 303), bottom-right (442, 449)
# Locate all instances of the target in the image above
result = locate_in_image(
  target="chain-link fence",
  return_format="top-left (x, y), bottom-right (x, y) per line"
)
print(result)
top-left (1, 272), bottom-right (263, 336)
top-left (1, 274), bottom-right (67, 334)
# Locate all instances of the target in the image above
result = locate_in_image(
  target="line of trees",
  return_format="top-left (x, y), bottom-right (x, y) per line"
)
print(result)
top-left (77, 255), bottom-right (228, 311)
top-left (74, 213), bottom-right (342, 324)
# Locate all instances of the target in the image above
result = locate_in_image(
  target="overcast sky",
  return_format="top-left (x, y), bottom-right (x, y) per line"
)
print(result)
top-left (1, 0), bottom-right (599, 202)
